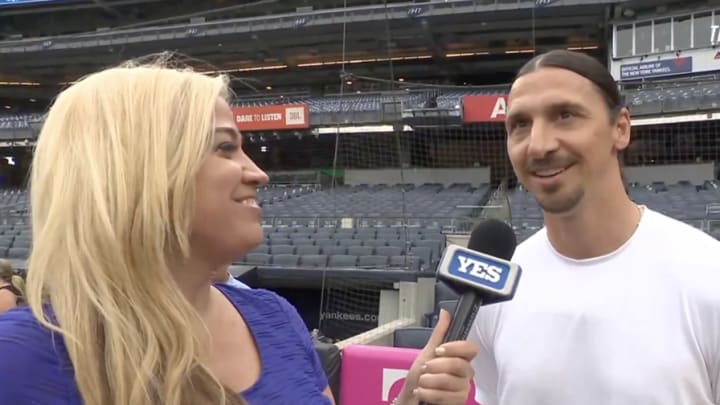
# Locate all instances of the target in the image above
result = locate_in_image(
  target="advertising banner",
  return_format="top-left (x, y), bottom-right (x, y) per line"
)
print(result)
top-left (232, 104), bottom-right (309, 131)
top-left (462, 95), bottom-right (508, 123)
top-left (619, 57), bottom-right (693, 80)
top-left (340, 344), bottom-right (480, 405)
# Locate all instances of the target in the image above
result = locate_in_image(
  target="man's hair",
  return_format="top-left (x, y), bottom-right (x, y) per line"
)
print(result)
top-left (515, 50), bottom-right (624, 119)
top-left (514, 50), bottom-right (629, 194)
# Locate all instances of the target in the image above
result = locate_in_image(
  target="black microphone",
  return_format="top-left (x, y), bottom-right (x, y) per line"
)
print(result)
top-left (418, 219), bottom-right (521, 405)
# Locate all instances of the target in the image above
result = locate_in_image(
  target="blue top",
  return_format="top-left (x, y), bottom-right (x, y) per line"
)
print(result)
top-left (0, 284), bottom-right (331, 405)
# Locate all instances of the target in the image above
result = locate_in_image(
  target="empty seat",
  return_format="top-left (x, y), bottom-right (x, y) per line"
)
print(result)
top-left (414, 239), bottom-right (443, 259)
top-left (357, 255), bottom-right (389, 268)
top-left (296, 245), bottom-right (321, 255)
top-left (347, 246), bottom-right (373, 256)
top-left (267, 238), bottom-right (291, 246)
top-left (363, 239), bottom-right (388, 248)
top-left (321, 246), bottom-right (347, 256)
top-left (245, 253), bottom-right (271, 265)
top-left (291, 238), bottom-right (314, 246)
top-left (376, 246), bottom-right (403, 256)
top-left (294, 227), bottom-right (315, 235)
top-left (328, 255), bottom-right (357, 267)
top-left (393, 327), bottom-right (432, 349)
top-left (270, 245), bottom-right (295, 255)
top-left (387, 240), bottom-right (408, 250)
top-left (355, 229), bottom-right (377, 239)
top-left (315, 238), bottom-right (336, 247)
top-left (409, 247), bottom-right (433, 270)
top-left (389, 255), bottom-right (421, 271)
top-left (12, 239), bottom-right (31, 248)
top-left (251, 244), bottom-right (270, 254)
top-left (7, 247), bottom-right (28, 259)
top-left (273, 254), bottom-right (300, 266)
top-left (437, 299), bottom-right (458, 315)
top-left (299, 254), bottom-right (327, 268)
top-left (338, 239), bottom-right (363, 247)
top-left (435, 282), bottom-right (459, 304)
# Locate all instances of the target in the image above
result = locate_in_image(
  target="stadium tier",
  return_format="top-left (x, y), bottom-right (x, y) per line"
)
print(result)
top-left (4, 81), bottom-right (720, 128)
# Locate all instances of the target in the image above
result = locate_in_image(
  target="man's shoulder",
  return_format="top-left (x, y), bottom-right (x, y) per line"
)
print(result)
top-left (645, 209), bottom-right (719, 255)
top-left (512, 227), bottom-right (549, 261)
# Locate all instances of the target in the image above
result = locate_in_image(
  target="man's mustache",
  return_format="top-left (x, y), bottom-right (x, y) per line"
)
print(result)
top-left (526, 156), bottom-right (577, 172)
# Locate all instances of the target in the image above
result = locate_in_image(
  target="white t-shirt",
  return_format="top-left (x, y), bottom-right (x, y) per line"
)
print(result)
top-left (469, 208), bottom-right (720, 405)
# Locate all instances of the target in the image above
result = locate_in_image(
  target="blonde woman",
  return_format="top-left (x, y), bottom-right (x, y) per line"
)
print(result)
top-left (0, 59), bottom-right (477, 405)
top-left (0, 259), bottom-right (23, 313)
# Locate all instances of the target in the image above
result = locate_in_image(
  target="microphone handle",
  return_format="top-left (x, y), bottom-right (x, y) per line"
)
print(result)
top-left (418, 293), bottom-right (482, 405)
top-left (444, 291), bottom-right (482, 342)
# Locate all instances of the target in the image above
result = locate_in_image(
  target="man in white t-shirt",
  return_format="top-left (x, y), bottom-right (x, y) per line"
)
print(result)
top-left (212, 264), bottom-right (250, 289)
top-left (468, 49), bottom-right (720, 405)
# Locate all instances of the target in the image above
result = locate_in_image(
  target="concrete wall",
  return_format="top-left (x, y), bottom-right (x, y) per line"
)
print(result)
top-left (623, 162), bottom-right (715, 185)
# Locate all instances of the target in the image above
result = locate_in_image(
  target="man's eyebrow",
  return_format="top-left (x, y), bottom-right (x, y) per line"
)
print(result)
top-left (545, 100), bottom-right (587, 113)
top-left (214, 126), bottom-right (240, 141)
top-left (506, 100), bottom-right (587, 122)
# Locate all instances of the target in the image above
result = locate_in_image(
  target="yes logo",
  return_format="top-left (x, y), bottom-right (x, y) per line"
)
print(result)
top-left (456, 255), bottom-right (502, 283)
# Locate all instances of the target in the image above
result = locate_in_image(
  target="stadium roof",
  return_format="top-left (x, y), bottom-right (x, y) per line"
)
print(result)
top-left (0, 0), bottom-right (615, 101)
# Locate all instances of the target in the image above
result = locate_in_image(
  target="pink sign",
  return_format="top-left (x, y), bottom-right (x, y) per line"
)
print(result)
top-left (340, 344), bottom-right (480, 405)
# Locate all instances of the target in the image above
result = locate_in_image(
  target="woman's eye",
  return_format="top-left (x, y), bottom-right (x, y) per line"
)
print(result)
top-left (217, 142), bottom-right (239, 154)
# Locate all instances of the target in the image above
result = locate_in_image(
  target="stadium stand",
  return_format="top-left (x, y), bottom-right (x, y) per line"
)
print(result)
top-left (0, 0), bottom-right (720, 401)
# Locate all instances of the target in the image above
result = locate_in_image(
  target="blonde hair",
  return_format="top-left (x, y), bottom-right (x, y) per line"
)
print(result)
top-left (26, 58), bottom-right (246, 405)
top-left (0, 259), bottom-right (24, 297)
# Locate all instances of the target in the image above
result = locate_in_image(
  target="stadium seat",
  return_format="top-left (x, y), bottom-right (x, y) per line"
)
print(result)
top-left (435, 282), bottom-right (459, 304)
top-left (291, 238), bottom-right (314, 246)
top-left (357, 255), bottom-right (389, 268)
top-left (270, 245), bottom-right (296, 255)
top-left (313, 340), bottom-right (341, 402)
top-left (408, 246), bottom-right (433, 270)
top-left (437, 299), bottom-right (458, 315)
top-left (321, 246), bottom-right (347, 256)
top-left (393, 327), bottom-right (432, 349)
top-left (363, 239), bottom-right (388, 248)
top-left (328, 255), bottom-right (357, 268)
top-left (245, 253), bottom-right (271, 265)
top-left (389, 255), bottom-right (421, 271)
top-left (376, 246), bottom-right (403, 257)
top-left (7, 247), bottom-right (29, 259)
top-left (338, 239), bottom-right (363, 247)
top-left (296, 245), bottom-right (321, 255)
top-left (272, 254), bottom-right (300, 266)
top-left (347, 246), bottom-right (373, 256)
top-left (300, 254), bottom-right (328, 268)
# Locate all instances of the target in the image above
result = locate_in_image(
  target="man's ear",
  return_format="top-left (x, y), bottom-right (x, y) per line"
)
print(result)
top-left (613, 107), bottom-right (631, 152)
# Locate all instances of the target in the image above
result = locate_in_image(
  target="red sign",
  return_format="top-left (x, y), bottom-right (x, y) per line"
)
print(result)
top-left (232, 104), bottom-right (309, 131)
top-left (462, 95), bottom-right (508, 123)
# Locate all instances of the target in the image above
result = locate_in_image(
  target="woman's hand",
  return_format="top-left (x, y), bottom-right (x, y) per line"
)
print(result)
top-left (397, 309), bottom-right (478, 405)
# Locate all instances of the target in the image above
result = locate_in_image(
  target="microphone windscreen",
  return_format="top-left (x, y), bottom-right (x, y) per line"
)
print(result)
top-left (467, 219), bottom-right (517, 261)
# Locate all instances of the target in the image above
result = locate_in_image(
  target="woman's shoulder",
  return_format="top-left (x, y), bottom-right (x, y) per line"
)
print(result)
top-left (0, 305), bottom-right (51, 340)
top-left (215, 284), bottom-right (298, 320)
top-left (0, 306), bottom-right (76, 403)
top-left (0, 306), bottom-right (66, 363)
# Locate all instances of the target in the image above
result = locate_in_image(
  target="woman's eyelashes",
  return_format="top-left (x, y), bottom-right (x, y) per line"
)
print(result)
top-left (216, 142), bottom-right (240, 156)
